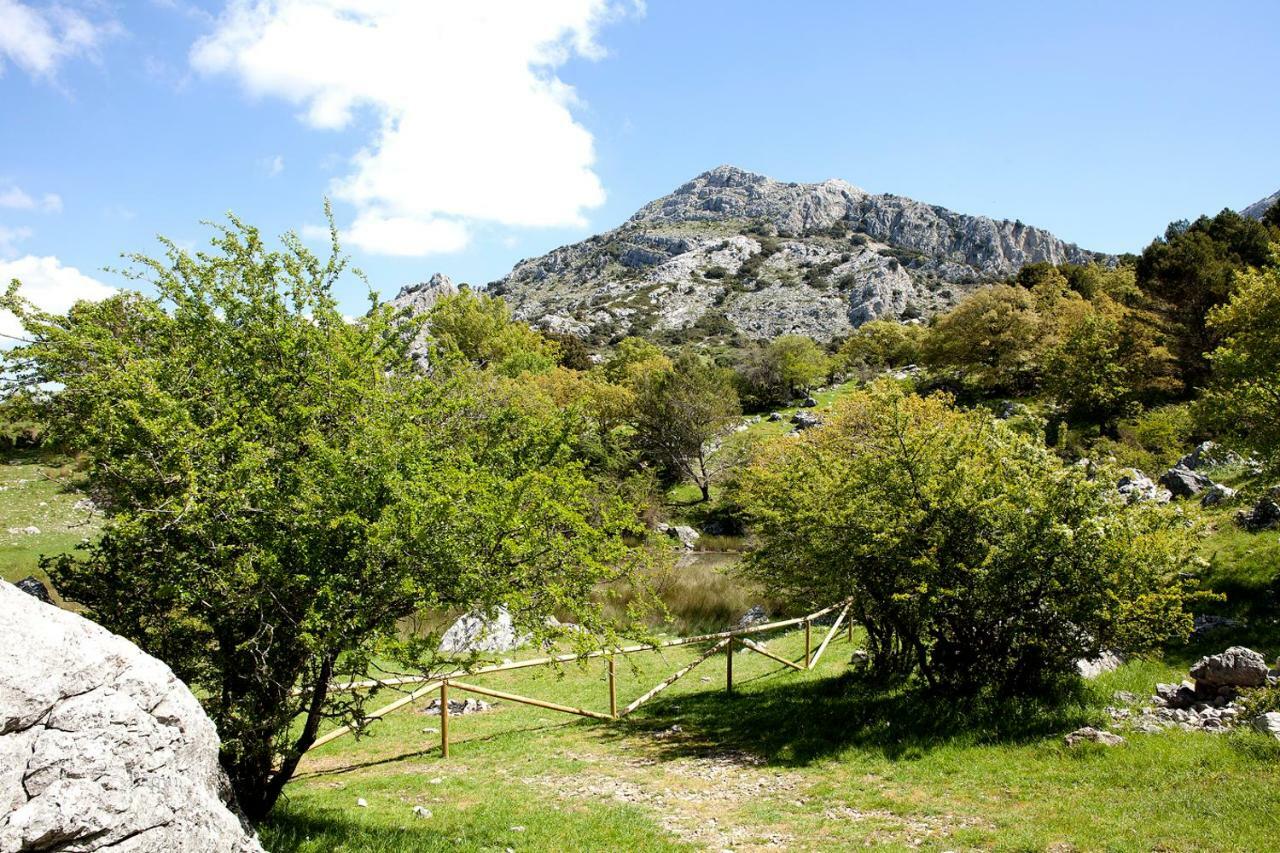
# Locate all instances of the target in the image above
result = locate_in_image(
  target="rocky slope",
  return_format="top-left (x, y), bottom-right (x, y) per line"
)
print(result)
top-left (487, 165), bottom-right (1103, 344)
top-left (1242, 188), bottom-right (1280, 220)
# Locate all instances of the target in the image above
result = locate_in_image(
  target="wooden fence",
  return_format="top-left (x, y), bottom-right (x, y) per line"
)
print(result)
top-left (308, 599), bottom-right (853, 757)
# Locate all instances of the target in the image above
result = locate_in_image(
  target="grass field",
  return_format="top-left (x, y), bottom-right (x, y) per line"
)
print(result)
top-left (264, 626), bottom-right (1280, 852)
top-left (6, 430), bottom-right (1280, 851)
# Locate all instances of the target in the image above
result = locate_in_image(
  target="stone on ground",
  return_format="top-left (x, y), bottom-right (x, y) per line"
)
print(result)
top-left (0, 581), bottom-right (263, 853)
top-left (1189, 646), bottom-right (1269, 689)
top-left (1064, 727), bottom-right (1125, 747)
top-left (438, 606), bottom-right (526, 654)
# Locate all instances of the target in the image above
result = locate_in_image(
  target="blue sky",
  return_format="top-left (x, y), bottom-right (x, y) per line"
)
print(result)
top-left (1, 0), bottom-right (1278, 324)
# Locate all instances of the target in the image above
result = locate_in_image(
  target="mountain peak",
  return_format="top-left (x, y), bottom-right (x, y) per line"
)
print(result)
top-left (486, 168), bottom-right (1099, 346)
top-left (1241, 189), bottom-right (1280, 220)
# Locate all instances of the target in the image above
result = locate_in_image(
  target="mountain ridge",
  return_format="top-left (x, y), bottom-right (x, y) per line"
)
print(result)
top-left (482, 165), bottom-right (1103, 345)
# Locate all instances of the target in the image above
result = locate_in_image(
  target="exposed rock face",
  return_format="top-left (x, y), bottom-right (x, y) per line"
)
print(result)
top-left (1076, 651), bottom-right (1123, 679)
top-left (1200, 483), bottom-right (1237, 507)
top-left (1242, 189), bottom-right (1280, 220)
top-left (1252, 712), bottom-right (1280, 740)
top-left (1189, 646), bottom-right (1269, 689)
top-left (438, 606), bottom-right (525, 654)
top-left (0, 581), bottom-right (263, 853)
top-left (389, 272), bottom-right (458, 368)
top-left (487, 165), bottom-right (1102, 344)
top-left (1237, 496), bottom-right (1280, 532)
top-left (734, 606), bottom-right (768, 630)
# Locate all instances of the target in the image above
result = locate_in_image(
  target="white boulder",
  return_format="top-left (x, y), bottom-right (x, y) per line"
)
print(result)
top-left (0, 581), bottom-right (263, 852)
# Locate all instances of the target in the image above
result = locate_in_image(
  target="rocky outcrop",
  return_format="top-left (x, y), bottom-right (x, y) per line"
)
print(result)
top-left (438, 606), bottom-right (525, 654)
top-left (1116, 470), bottom-right (1171, 504)
top-left (13, 576), bottom-right (51, 604)
top-left (1064, 727), bottom-right (1124, 747)
top-left (389, 272), bottom-right (458, 368)
top-left (0, 581), bottom-right (263, 853)
top-left (1237, 496), bottom-right (1280, 532)
top-left (1242, 189), bottom-right (1280, 221)
top-left (486, 165), bottom-right (1102, 344)
top-left (1189, 646), bottom-right (1269, 689)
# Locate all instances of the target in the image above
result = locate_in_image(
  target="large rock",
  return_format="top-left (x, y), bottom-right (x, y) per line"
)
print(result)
top-left (1252, 712), bottom-right (1280, 740)
top-left (1076, 650), bottom-right (1123, 679)
top-left (665, 525), bottom-right (701, 549)
top-left (438, 606), bottom-right (525, 654)
top-left (388, 273), bottom-right (458, 369)
top-left (0, 581), bottom-right (263, 853)
top-left (1200, 483), bottom-right (1237, 507)
top-left (1237, 496), bottom-right (1280, 532)
top-left (1177, 441), bottom-right (1242, 472)
top-left (1189, 646), bottom-right (1269, 689)
top-left (790, 411), bottom-right (822, 431)
top-left (1158, 465), bottom-right (1214, 499)
top-left (1116, 470), bottom-right (1171, 504)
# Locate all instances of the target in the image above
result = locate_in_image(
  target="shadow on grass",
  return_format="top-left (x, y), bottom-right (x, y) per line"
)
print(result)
top-left (259, 803), bottom-right (458, 853)
top-left (610, 669), bottom-right (1096, 766)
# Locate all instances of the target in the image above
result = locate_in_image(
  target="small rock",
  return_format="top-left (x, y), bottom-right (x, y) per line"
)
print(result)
top-left (1065, 726), bottom-right (1125, 747)
top-left (356, 797), bottom-right (369, 808)
top-left (790, 411), bottom-right (822, 430)
top-left (734, 605), bottom-right (768, 630)
top-left (14, 574), bottom-right (53, 604)
top-left (511, 825), bottom-right (526, 832)
top-left (767, 411), bottom-right (782, 422)
top-left (7, 525), bottom-right (40, 535)
top-left (413, 805), bottom-right (432, 819)
top-left (849, 649), bottom-right (870, 667)
top-left (1201, 483), bottom-right (1237, 507)
top-left (1116, 470), bottom-right (1171, 504)
top-left (1237, 497), bottom-right (1280, 532)
top-left (801, 397), bottom-right (818, 408)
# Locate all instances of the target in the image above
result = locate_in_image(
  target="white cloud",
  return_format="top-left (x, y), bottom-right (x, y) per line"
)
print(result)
top-left (0, 0), bottom-right (119, 79)
top-left (0, 225), bottom-right (31, 256)
top-left (192, 0), bottom-right (635, 256)
top-left (0, 255), bottom-right (114, 343)
top-left (0, 185), bottom-right (61, 212)
top-left (267, 154), bottom-right (284, 176)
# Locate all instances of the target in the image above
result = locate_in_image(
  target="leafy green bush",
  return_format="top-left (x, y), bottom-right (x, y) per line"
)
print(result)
top-left (1116, 404), bottom-right (1196, 470)
top-left (737, 381), bottom-right (1204, 697)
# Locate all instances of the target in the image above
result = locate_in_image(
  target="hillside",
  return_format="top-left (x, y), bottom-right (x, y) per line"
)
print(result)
top-left (1242, 188), bottom-right (1280, 220)
top-left (487, 165), bottom-right (1103, 345)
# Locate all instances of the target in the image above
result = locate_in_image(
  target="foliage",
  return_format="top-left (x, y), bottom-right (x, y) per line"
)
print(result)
top-left (544, 331), bottom-right (592, 371)
top-left (602, 336), bottom-right (672, 389)
top-left (733, 334), bottom-right (828, 410)
top-left (1200, 256), bottom-right (1280, 468)
top-left (0, 217), bottom-right (648, 821)
top-left (632, 352), bottom-right (740, 502)
top-left (1136, 209), bottom-right (1274, 390)
top-left (1112, 404), bottom-right (1197, 470)
top-left (423, 289), bottom-right (557, 377)
top-left (836, 319), bottom-right (925, 372)
top-left (736, 381), bottom-right (1203, 697)
top-left (921, 284), bottom-right (1046, 394)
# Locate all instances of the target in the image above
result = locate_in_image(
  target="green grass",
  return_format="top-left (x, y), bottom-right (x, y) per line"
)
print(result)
top-left (267, 626), bottom-right (1280, 851)
top-left (0, 451), bottom-right (98, 598)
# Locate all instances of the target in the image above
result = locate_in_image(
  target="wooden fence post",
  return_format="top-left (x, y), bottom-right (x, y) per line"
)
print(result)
top-left (804, 619), bottom-right (811, 668)
top-left (608, 656), bottom-right (617, 719)
top-left (726, 636), bottom-right (734, 693)
top-left (440, 680), bottom-right (450, 758)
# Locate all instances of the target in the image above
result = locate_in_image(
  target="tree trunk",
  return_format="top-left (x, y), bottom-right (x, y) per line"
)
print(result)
top-left (235, 653), bottom-right (334, 823)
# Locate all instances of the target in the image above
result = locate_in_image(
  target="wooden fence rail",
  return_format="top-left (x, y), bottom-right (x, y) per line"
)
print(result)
top-left (305, 598), bottom-right (854, 758)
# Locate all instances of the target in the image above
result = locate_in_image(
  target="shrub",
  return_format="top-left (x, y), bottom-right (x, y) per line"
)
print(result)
top-left (736, 382), bottom-right (1203, 697)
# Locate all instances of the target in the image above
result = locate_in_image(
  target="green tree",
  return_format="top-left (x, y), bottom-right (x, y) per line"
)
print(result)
top-left (837, 319), bottom-right (925, 372)
top-left (424, 289), bottom-right (557, 376)
top-left (736, 382), bottom-right (1201, 696)
top-left (1045, 311), bottom-right (1128, 425)
top-left (1, 218), bottom-right (645, 821)
top-left (921, 284), bottom-right (1046, 394)
top-left (767, 335), bottom-right (829, 397)
top-left (602, 336), bottom-right (671, 388)
top-left (1136, 210), bottom-right (1273, 390)
top-left (1201, 256), bottom-right (1280, 467)
top-left (632, 352), bottom-right (740, 502)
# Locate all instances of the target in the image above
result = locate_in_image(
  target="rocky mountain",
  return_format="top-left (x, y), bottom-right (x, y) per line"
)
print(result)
top-left (486, 165), bottom-right (1103, 344)
top-left (1242, 189), bottom-right (1280, 221)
